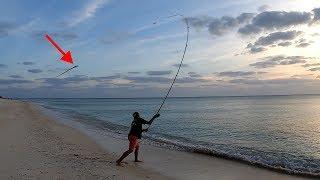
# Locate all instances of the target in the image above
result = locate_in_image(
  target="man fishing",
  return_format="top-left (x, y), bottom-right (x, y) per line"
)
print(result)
top-left (116, 112), bottom-right (160, 166)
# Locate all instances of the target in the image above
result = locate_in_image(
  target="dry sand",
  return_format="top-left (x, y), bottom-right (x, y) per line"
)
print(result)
top-left (0, 99), bottom-right (170, 179)
top-left (0, 99), bottom-right (315, 179)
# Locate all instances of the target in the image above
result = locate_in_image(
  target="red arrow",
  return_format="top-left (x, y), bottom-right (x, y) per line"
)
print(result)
top-left (45, 34), bottom-right (73, 64)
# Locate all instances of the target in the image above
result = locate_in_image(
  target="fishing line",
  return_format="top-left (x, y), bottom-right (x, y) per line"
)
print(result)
top-left (56, 65), bottom-right (79, 78)
top-left (147, 14), bottom-right (190, 129)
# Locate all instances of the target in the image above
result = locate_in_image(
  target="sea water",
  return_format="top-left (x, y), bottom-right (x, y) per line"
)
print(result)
top-left (26, 95), bottom-right (320, 176)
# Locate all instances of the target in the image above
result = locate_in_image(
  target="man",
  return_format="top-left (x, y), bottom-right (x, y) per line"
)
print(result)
top-left (116, 112), bottom-right (160, 166)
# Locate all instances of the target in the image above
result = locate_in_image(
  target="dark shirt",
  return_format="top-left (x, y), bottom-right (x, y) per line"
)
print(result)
top-left (128, 117), bottom-right (149, 139)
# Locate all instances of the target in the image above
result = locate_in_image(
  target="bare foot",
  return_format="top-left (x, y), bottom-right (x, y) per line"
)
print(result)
top-left (134, 160), bottom-right (143, 162)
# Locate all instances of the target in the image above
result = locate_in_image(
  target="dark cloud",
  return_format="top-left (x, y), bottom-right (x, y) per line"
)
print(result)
top-left (90, 75), bottom-right (121, 82)
top-left (9, 75), bottom-right (22, 78)
top-left (146, 71), bottom-right (172, 76)
top-left (22, 61), bottom-right (35, 65)
top-left (312, 8), bottom-right (320, 23)
top-left (249, 46), bottom-right (266, 53)
top-left (253, 30), bottom-right (302, 46)
top-left (128, 72), bottom-right (141, 74)
top-left (186, 13), bottom-right (254, 36)
top-left (217, 71), bottom-right (256, 77)
top-left (28, 69), bottom-right (43, 73)
top-left (238, 11), bottom-right (312, 35)
top-left (246, 30), bottom-right (302, 53)
top-left (173, 63), bottom-right (189, 68)
top-left (296, 42), bottom-right (310, 48)
top-left (229, 78), bottom-right (314, 85)
top-left (0, 21), bottom-right (16, 38)
top-left (250, 55), bottom-right (312, 68)
top-left (124, 76), bottom-right (170, 83)
top-left (0, 64), bottom-right (7, 68)
top-left (188, 72), bottom-right (201, 78)
top-left (238, 24), bottom-right (261, 35)
top-left (258, 5), bottom-right (270, 12)
top-left (302, 63), bottom-right (320, 67)
top-left (0, 79), bottom-right (32, 85)
top-left (278, 41), bottom-right (292, 47)
top-left (39, 75), bottom-right (90, 86)
top-left (124, 76), bottom-right (207, 84)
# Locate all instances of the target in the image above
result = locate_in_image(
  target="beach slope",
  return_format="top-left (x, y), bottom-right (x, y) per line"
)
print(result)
top-left (0, 99), bottom-right (169, 179)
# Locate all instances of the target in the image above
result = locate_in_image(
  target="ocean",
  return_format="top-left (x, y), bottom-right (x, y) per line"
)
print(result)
top-left (26, 95), bottom-right (320, 177)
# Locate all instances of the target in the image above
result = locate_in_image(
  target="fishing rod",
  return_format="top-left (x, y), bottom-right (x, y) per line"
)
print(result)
top-left (147, 14), bottom-right (190, 129)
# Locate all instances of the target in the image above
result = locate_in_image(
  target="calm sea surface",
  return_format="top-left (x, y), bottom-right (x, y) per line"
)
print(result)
top-left (27, 95), bottom-right (320, 176)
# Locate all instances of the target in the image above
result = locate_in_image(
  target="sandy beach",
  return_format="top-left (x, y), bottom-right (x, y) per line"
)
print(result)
top-left (0, 99), bottom-right (314, 179)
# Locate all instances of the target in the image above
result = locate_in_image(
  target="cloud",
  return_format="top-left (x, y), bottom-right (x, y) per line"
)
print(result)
top-left (217, 71), bottom-right (256, 77)
top-left (258, 5), bottom-right (270, 12)
top-left (128, 72), bottom-right (141, 74)
top-left (0, 21), bottom-right (16, 38)
top-left (238, 11), bottom-right (312, 35)
top-left (9, 75), bottom-right (22, 78)
top-left (302, 63), bottom-right (320, 68)
top-left (250, 55), bottom-right (312, 68)
top-left (124, 76), bottom-right (170, 83)
top-left (246, 30), bottom-right (302, 53)
top-left (249, 46), bottom-right (266, 53)
top-left (188, 72), bottom-right (202, 78)
top-left (68, 0), bottom-right (108, 27)
top-left (278, 41), bottom-right (292, 47)
top-left (31, 31), bottom-right (77, 41)
top-left (146, 71), bottom-right (172, 76)
top-left (229, 77), bottom-right (314, 85)
top-left (173, 63), bottom-right (189, 68)
top-left (22, 61), bottom-right (35, 65)
top-left (296, 42), bottom-right (310, 48)
top-left (312, 8), bottom-right (320, 23)
top-left (0, 79), bottom-right (32, 85)
top-left (308, 67), bottom-right (320, 71)
top-left (28, 69), bottom-right (43, 73)
top-left (186, 13), bottom-right (254, 36)
top-left (123, 76), bottom-right (207, 84)
top-left (0, 64), bottom-right (7, 68)
top-left (90, 75), bottom-right (121, 82)
top-left (253, 30), bottom-right (302, 46)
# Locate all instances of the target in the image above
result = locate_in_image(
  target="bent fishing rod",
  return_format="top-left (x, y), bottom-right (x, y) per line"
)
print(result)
top-left (147, 15), bottom-right (190, 130)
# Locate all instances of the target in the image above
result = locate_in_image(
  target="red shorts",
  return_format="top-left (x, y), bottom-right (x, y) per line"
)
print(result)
top-left (128, 135), bottom-right (139, 151)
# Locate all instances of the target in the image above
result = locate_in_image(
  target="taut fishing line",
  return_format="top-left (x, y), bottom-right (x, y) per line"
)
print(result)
top-left (147, 14), bottom-right (190, 130)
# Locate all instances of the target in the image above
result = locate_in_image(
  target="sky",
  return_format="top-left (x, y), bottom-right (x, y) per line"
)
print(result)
top-left (1, 0), bottom-right (320, 98)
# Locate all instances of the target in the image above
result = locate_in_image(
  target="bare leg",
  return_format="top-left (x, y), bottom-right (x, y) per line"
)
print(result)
top-left (134, 146), bottom-right (142, 162)
top-left (116, 149), bottom-right (133, 165)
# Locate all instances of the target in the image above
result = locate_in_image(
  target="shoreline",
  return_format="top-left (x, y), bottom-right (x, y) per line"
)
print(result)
top-left (0, 99), bottom-right (315, 179)
top-left (36, 99), bottom-right (319, 179)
